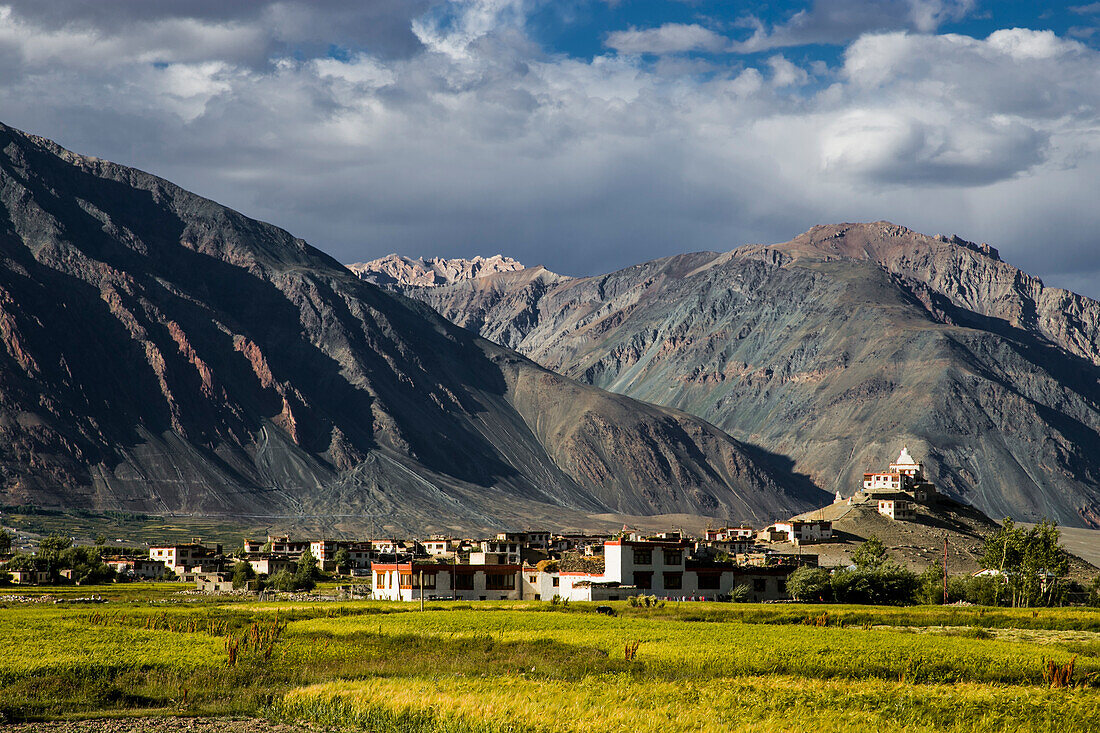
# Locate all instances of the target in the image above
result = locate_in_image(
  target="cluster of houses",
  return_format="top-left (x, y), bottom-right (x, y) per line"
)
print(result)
top-left (5, 449), bottom-right (947, 600)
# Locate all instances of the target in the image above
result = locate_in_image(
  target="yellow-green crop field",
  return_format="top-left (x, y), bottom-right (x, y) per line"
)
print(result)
top-left (0, 587), bottom-right (1097, 732)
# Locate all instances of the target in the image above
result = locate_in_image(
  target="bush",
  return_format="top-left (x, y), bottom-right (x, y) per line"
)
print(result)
top-left (831, 565), bottom-right (918, 605)
top-left (787, 567), bottom-right (831, 602)
top-left (727, 584), bottom-right (750, 603)
top-left (267, 569), bottom-right (298, 592)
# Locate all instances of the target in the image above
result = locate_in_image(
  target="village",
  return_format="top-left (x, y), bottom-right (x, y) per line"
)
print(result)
top-left (2, 450), bottom-right (974, 603)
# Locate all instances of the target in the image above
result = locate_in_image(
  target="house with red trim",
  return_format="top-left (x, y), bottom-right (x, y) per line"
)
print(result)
top-left (371, 561), bottom-right (522, 601)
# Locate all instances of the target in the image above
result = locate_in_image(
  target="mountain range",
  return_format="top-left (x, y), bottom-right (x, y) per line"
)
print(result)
top-left (375, 223), bottom-right (1100, 529)
top-left (0, 122), bottom-right (825, 534)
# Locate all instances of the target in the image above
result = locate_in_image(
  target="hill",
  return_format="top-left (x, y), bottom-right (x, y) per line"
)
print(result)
top-left (0, 122), bottom-right (827, 534)
top-left (396, 223), bottom-right (1100, 528)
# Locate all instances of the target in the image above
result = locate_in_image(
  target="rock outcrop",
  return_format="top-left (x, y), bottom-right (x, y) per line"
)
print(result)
top-left (0, 122), bottom-right (823, 533)
top-left (347, 254), bottom-right (529, 287)
top-left (404, 222), bottom-right (1100, 528)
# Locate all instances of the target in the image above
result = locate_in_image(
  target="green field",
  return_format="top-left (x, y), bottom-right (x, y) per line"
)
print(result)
top-left (0, 587), bottom-right (1097, 731)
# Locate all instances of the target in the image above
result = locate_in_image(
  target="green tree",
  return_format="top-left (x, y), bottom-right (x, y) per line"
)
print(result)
top-left (231, 561), bottom-right (256, 589)
top-left (916, 561), bottom-right (947, 605)
top-left (981, 518), bottom-right (1069, 607)
top-left (0, 529), bottom-right (13, 554)
top-left (333, 547), bottom-right (351, 574)
top-left (4, 552), bottom-right (39, 572)
top-left (267, 569), bottom-right (297, 592)
top-left (786, 566), bottom-right (831, 602)
top-left (1087, 576), bottom-right (1100, 608)
top-left (851, 535), bottom-right (888, 571)
top-left (57, 545), bottom-right (114, 584)
top-left (38, 534), bottom-right (73, 577)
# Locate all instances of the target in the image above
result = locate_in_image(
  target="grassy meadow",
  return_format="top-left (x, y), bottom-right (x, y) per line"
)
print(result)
top-left (0, 587), bottom-right (1097, 731)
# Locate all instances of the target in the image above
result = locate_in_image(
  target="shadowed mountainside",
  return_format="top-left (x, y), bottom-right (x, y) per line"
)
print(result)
top-left (398, 223), bottom-right (1100, 528)
top-left (0, 122), bottom-right (825, 534)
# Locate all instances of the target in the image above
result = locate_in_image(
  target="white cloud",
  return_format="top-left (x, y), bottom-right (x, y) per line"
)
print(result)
top-left (0, 2), bottom-right (1098, 297)
top-left (605, 23), bottom-right (729, 55)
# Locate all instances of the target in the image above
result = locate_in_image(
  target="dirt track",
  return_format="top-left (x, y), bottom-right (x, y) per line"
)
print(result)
top-left (4, 718), bottom-right (326, 732)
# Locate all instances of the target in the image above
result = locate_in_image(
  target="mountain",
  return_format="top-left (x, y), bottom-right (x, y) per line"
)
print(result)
top-left (347, 254), bottom-right (529, 288)
top-left (0, 122), bottom-right (824, 534)
top-left (397, 223), bottom-right (1100, 528)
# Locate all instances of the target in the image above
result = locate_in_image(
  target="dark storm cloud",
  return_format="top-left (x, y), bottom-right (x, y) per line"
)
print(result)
top-left (0, 1), bottom-right (1097, 297)
top-left (1, 0), bottom-right (438, 60)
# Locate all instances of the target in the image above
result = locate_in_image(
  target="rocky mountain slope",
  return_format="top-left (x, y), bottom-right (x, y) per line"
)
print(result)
top-left (399, 223), bottom-right (1100, 528)
top-left (347, 254), bottom-right (528, 287)
top-left (0, 122), bottom-right (825, 534)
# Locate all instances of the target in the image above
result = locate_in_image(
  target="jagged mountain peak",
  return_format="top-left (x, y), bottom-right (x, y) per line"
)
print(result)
top-left (758, 221), bottom-right (1001, 264)
top-left (347, 253), bottom-right (532, 287)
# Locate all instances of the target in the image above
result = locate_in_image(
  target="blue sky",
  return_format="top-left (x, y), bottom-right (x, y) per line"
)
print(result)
top-left (1, 1), bottom-right (1099, 295)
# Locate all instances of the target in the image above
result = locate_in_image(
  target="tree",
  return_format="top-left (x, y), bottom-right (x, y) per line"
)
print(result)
top-left (981, 518), bottom-right (1069, 607)
top-left (916, 561), bottom-right (946, 605)
top-left (38, 534), bottom-right (73, 577)
top-left (0, 529), bottom-right (12, 554)
top-left (231, 561), bottom-right (256, 589)
top-left (333, 547), bottom-right (351, 574)
top-left (267, 569), bottom-right (297, 592)
top-left (851, 536), bottom-right (888, 571)
top-left (57, 545), bottom-right (114, 584)
top-left (295, 548), bottom-right (319, 588)
top-left (786, 566), bottom-right (831, 602)
top-left (1087, 576), bottom-right (1100, 608)
top-left (4, 552), bottom-right (39, 572)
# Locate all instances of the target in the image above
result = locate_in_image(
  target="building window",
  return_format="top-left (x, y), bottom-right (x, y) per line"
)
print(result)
top-left (400, 573), bottom-right (414, 587)
top-left (551, 577), bottom-right (559, 587)
top-left (698, 573), bottom-right (720, 590)
top-left (664, 550), bottom-right (682, 565)
top-left (633, 549), bottom-right (652, 565)
top-left (528, 575), bottom-right (537, 583)
top-left (422, 573), bottom-right (436, 589)
top-left (753, 578), bottom-right (767, 593)
top-left (486, 573), bottom-right (513, 590)
top-left (455, 574), bottom-right (475, 590)
top-left (777, 577), bottom-right (787, 594)
top-left (634, 571), bottom-right (653, 589)
top-left (664, 572), bottom-right (683, 590)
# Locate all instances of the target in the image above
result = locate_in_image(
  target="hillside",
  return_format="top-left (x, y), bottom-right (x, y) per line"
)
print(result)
top-left (0, 122), bottom-right (827, 534)
top-left (397, 223), bottom-right (1100, 528)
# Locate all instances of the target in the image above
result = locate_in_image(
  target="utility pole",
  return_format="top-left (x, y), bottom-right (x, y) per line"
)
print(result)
top-left (419, 569), bottom-right (425, 612)
top-left (943, 535), bottom-right (949, 605)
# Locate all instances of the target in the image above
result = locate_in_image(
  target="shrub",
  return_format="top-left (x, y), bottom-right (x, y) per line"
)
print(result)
top-left (787, 567), bottom-right (831, 602)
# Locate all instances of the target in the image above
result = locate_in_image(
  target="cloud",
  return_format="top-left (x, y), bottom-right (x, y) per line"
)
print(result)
top-left (732, 0), bottom-right (976, 52)
top-left (605, 23), bottom-right (729, 54)
top-left (0, 3), bottom-right (1099, 298)
top-left (0, 1), bottom-right (437, 63)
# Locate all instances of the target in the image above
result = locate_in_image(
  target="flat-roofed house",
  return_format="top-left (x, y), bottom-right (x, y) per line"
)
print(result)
top-left (371, 562), bottom-right (522, 601)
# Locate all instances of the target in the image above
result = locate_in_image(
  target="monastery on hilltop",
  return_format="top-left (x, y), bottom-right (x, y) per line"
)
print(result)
top-left (845, 446), bottom-right (941, 520)
top-left (759, 447), bottom-right (945, 547)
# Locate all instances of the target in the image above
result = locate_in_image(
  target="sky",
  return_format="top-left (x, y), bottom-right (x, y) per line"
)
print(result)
top-left (1, 1), bottom-right (1099, 296)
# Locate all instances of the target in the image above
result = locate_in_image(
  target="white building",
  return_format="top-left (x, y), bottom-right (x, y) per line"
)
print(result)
top-left (371, 561), bottom-right (522, 601)
top-left (149, 540), bottom-right (221, 576)
top-left (772, 520), bottom-right (832, 545)
top-left (878, 499), bottom-right (916, 521)
top-left (889, 447), bottom-right (924, 478)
